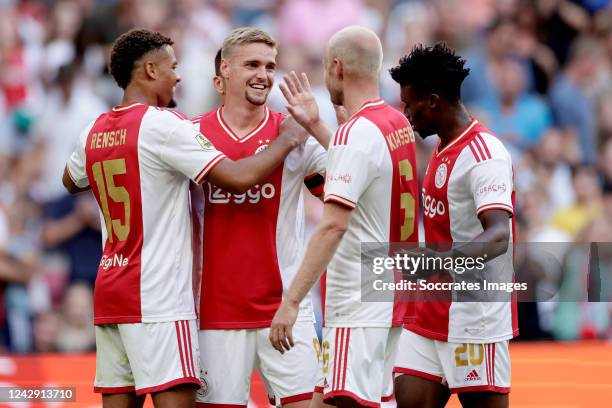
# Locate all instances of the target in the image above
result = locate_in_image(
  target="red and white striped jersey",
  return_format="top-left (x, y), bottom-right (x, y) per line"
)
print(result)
top-left (406, 119), bottom-right (518, 343)
top-left (323, 99), bottom-right (419, 328)
top-left (66, 103), bottom-right (225, 325)
top-left (193, 106), bottom-right (326, 329)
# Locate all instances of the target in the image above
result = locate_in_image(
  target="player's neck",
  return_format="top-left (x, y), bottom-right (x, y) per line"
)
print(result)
top-left (343, 82), bottom-right (380, 117)
top-left (122, 85), bottom-right (157, 107)
top-left (436, 104), bottom-right (472, 148)
top-left (221, 100), bottom-right (266, 138)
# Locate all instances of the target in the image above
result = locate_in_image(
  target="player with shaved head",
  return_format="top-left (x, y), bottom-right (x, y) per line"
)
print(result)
top-left (270, 26), bottom-right (419, 407)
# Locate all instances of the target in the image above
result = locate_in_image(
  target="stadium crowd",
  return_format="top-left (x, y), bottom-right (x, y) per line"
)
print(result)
top-left (0, 0), bottom-right (611, 353)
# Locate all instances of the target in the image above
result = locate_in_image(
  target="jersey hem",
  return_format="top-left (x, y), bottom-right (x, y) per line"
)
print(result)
top-left (195, 154), bottom-right (226, 184)
top-left (199, 320), bottom-right (273, 329)
top-left (323, 321), bottom-right (392, 328)
top-left (323, 194), bottom-right (356, 209)
top-left (476, 203), bottom-right (514, 216)
top-left (66, 165), bottom-right (88, 189)
top-left (94, 313), bottom-right (196, 325)
top-left (406, 324), bottom-right (517, 343)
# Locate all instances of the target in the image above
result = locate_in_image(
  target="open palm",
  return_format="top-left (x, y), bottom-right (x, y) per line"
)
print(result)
top-left (279, 71), bottom-right (320, 133)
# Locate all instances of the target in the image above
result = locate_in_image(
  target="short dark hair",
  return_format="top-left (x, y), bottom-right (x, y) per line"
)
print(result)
top-left (214, 48), bottom-right (222, 76)
top-left (109, 29), bottom-right (174, 89)
top-left (389, 43), bottom-right (470, 102)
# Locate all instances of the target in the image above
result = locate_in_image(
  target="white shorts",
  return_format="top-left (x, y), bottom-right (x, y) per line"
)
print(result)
top-left (318, 327), bottom-right (400, 408)
top-left (94, 320), bottom-right (200, 395)
top-left (394, 329), bottom-right (511, 394)
top-left (196, 321), bottom-right (320, 406)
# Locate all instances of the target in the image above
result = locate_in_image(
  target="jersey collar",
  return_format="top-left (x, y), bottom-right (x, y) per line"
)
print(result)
top-left (435, 119), bottom-right (478, 157)
top-left (216, 106), bottom-right (270, 144)
top-left (112, 102), bottom-right (145, 112)
top-left (350, 98), bottom-right (384, 119)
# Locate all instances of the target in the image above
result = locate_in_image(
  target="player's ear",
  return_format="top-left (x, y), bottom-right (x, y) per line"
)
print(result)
top-left (143, 60), bottom-right (158, 81)
top-left (220, 58), bottom-right (230, 79)
top-left (334, 58), bottom-right (343, 79)
top-left (428, 93), bottom-right (440, 109)
top-left (213, 76), bottom-right (224, 95)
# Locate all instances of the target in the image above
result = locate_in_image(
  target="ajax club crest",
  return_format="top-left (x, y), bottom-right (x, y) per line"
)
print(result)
top-left (435, 163), bottom-right (447, 189)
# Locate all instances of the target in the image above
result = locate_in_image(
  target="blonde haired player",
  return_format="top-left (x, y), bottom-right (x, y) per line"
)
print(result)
top-left (192, 27), bottom-right (326, 408)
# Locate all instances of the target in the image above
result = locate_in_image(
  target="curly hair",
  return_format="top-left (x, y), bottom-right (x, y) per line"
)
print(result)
top-left (389, 43), bottom-right (470, 102)
top-left (109, 29), bottom-right (174, 89)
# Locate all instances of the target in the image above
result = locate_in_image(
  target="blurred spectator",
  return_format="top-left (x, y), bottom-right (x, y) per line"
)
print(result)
top-left (462, 18), bottom-right (532, 106)
top-left (56, 283), bottom-right (94, 352)
top-left (32, 310), bottom-right (61, 353)
top-left (32, 62), bottom-right (107, 202)
top-left (550, 164), bottom-right (604, 237)
top-left (552, 219), bottom-right (612, 340)
top-left (42, 193), bottom-right (101, 286)
top-left (531, 128), bottom-right (576, 211)
top-left (476, 56), bottom-right (553, 159)
top-left (549, 36), bottom-right (604, 164)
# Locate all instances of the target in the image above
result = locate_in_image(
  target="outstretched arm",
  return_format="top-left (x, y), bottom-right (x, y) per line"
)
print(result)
top-left (269, 202), bottom-right (353, 353)
top-left (206, 116), bottom-right (307, 194)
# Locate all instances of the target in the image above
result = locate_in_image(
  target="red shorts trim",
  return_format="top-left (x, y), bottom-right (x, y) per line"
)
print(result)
top-left (403, 325), bottom-right (448, 342)
top-left (135, 377), bottom-right (200, 395)
top-left (314, 386), bottom-right (324, 394)
top-left (381, 394), bottom-right (394, 402)
top-left (280, 392), bottom-right (314, 404)
top-left (450, 385), bottom-right (510, 394)
top-left (323, 390), bottom-right (379, 408)
top-left (195, 404), bottom-right (246, 408)
top-left (94, 385), bottom-right (136, 394)
top-left (393, 367), bottom-right (443, 383)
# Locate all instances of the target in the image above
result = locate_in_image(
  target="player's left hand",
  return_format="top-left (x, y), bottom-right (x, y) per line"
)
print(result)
top-left (279, 71), bottom-right (320, 134)
top-left (269, 300), bottom-right (298, 354)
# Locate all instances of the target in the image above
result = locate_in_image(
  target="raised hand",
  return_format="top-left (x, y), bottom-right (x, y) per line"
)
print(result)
top-left (279, 71), bottom-right (320, 134)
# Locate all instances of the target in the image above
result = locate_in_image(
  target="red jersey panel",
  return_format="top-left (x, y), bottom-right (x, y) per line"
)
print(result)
top-left (195, 106), bottom-right (326, 329)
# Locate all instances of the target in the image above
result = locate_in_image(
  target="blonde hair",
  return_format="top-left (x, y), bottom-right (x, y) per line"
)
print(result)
top-left (221, 27), bottom-right (277, 58)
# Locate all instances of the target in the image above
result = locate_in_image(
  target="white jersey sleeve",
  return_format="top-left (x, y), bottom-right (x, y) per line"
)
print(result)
top-left (303, 136), bottom-right (327, 176)
top-left (323, 119), bottom-right (378, 209)
top-left (468, 134), bottom-right (514, 216)
top-left (159, 117), bottom-right (226, 184)
top-left (66, 119), bottom-right (96, 188)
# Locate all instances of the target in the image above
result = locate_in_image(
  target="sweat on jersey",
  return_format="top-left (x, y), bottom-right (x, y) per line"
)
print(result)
top-left (192, 106), bottom-right (327, 329)
top-left (67, 103), bottom-right (225, 325)
top-left (322, 98), bottom-right (419, 328)
top-left (406, 119), bottom-right (518, 343)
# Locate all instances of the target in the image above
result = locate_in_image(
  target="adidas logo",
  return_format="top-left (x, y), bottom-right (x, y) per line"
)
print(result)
top-left (464, 369), bottom-right (481, 381)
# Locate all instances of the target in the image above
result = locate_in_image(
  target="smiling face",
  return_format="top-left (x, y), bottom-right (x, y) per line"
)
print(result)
top-left (150, 44), bottom-right (181, 108)
top-left (222, 42), bottom-right (277, 106)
